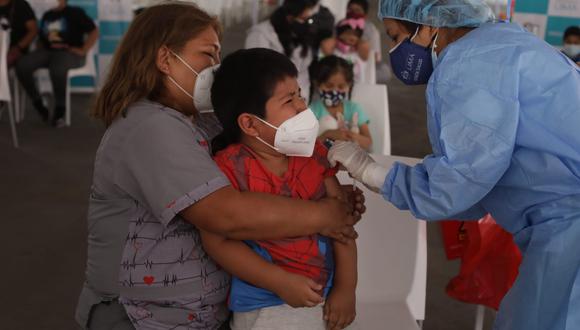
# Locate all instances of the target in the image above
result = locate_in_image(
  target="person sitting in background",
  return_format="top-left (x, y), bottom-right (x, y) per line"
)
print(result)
top-left (320, 17), bottom-right (370, 83)
top-left (562, 26), bottom-right (580, 65)
top-left (347, 0), bottom-right (382, 62)
top-left (310, 55), bottom-right (372, 150)
top-left (0, 0), bottom-right (37, 67)
top-left (245, 0), bottom-right (318, 100)
top-left (309, 2), bottom-right (335, 52)
top-left (15, 0), bottom-right (98, 127)
top-left (207, 48), bottom-right (357, 330)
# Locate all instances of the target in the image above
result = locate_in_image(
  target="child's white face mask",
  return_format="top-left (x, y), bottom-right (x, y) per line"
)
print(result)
top-left (253, 108), bottom-right (320, 157)
top-left (168, 51), bottom-right (219, 113)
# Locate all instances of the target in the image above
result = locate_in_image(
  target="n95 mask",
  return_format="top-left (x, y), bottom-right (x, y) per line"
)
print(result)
top-left (254, 108), bottom-right (320, 157)
top-left (168, 51), bottom-right (219, 113)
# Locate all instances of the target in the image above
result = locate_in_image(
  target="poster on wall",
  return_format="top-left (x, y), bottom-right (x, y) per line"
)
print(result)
top-left (512, 12), bottom-right (548, 39)
top-left (513, 0), bottom-right (580, 46)
top-left (548, 0), bottom-right (580, 18)
top-left (98, 0), bottom-right (133, 21)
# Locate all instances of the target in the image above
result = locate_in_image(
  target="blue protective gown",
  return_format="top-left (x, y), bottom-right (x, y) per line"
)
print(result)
top-left (381, 23), bottom-right (580, 330)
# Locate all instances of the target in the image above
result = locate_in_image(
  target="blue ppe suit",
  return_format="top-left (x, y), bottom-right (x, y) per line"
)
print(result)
top-left (382, 23), bottom-right (580, 330)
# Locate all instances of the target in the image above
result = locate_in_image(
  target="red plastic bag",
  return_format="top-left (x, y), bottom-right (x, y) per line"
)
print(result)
top-left (443, 215), bottom-right (522, 310)
top-left (440, 220), bottom-right (468, 260)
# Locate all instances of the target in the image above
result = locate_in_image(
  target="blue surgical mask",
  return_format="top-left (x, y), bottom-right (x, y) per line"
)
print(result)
top-left (389, 28), bottom-right (434, 85)
top-left (319, 89), bottom-right (347, 107)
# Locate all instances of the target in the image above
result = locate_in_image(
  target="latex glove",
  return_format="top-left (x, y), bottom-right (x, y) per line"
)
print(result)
top-left (328, 141), bottom-right (388, 193)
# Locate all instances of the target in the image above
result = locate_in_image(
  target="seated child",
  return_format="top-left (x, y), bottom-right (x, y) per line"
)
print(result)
top-left (310, 55), bottom-right (372, 151)
top-left (202, 48), bottom-right (358, 330)
top-left (320, 16), bottom-right (371, 83)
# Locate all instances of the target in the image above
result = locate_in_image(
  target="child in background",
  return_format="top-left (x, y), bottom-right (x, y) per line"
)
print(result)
top-left (562, 26), bottom-right (580, 65)
top-left (203, 48), bottom-right (358, 330)
top-left (320, 16), bottom-right (370, 83)
top-left (311, 55), bottom-right (372, 151)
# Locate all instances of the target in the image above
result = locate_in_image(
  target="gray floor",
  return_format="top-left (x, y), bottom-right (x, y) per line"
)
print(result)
top-left (0, 4), bottom-right (495, 330)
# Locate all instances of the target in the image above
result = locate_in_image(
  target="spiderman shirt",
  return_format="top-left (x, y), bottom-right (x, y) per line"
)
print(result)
top-left (213, 142), bottom-right (338, 312)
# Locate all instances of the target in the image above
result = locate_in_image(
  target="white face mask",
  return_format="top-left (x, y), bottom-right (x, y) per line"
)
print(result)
top-left (168, 51), bottom-right (219, 113)
top-left (253, 108), bottom-right (320, 157)
top-left (563, 44), bottom-right (580, 58)
top-left (431, 32), bottom-right (439, 67)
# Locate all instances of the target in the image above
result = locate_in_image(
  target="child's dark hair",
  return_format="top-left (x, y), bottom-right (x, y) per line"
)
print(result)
top-left (347, 0), bottom-right (369, 14)
top-left (336, 18), bottom-right (364, 39)
top-left (309, 55), bottom-right (355, 102)
top-left (564, 26), bottom-right (580, 41)
top-left (211, 48), bottom-right (298, 153)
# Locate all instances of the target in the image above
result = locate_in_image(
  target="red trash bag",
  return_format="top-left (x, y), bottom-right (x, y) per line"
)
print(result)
top-left (443, 215), bottom-right (522, 310)
top-left (440, 220), bottom-right (469, 260)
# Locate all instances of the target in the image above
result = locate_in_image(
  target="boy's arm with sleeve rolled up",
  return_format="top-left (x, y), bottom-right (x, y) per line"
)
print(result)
top-left (323, 175), bottom-right (358, 330)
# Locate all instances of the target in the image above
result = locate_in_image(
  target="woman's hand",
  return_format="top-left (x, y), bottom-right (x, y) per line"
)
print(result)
top-left (343, 185), bottom-right (366, 220)
top-left (324, 285), bottom-right (356, 329)
top-left (318, 197), bottom-right (358, 243)
top-left (274, 271), bottom-right (324, 308)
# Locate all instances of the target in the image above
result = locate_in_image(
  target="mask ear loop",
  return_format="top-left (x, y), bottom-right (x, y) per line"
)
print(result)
top-left (170, 50), bottom-right (200, 76)
top-left (410, 26), bottom-right (420, 42)
top-left (390, 26), bottom-right (420, 54)
top-left (167, 50), bottom-right (201, 100)
top-left (431, 32), bottom-right (440, 64)
top-left (252, 116), bottom-right (281, 152)
top-left (168, 76), bottom-right (194, 100)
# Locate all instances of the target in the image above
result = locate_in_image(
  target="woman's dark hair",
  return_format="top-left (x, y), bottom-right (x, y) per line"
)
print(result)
top-left (270, 0), bottom-right (319, 58)
top-left (336, 18), bottom-right (364, 39)
top-left (400, 20), bottom-right (420, 35)
top-left (92, 2), bottom-right (221, 127)
top-left (309, 55), bottom-right (355, 101)
top-left (211, 48), bottom-right (298, 153)
top-left (564, 26), bottom-right (580, 41)
top-left (347, 0), bottom-right (369, 14)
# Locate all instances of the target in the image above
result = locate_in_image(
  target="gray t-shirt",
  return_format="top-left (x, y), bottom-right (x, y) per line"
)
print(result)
top-left (76, 100), bottom-right (231, 329)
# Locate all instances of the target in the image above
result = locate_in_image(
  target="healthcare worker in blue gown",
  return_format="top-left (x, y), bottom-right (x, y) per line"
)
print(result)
top-left (328, 0), bottom-right (580, 329)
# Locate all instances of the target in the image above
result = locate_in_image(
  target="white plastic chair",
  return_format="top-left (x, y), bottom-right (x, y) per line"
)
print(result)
top-left (65, 46), bottom-right (97, 126)
top-left (351, 83), bottom-right (391, 155)
top-left (0, 28), bottom-right (18, 147)
top-left (27, 45), bottom-right (97, 126)
top-left (9, 69), bottom-right (26, 123)
top-left (336, 153), bottom-right (427, 329)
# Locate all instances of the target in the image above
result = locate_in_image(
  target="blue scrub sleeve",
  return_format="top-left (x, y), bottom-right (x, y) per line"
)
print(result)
top-left (381, 81), bottom-right (519, 220)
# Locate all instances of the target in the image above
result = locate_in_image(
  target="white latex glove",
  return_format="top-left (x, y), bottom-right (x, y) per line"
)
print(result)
top-left (328, 141), bottom-right (389, 193)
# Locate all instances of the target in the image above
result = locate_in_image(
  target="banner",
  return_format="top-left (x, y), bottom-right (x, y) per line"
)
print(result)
top-left (513, 0), bottom-right (580, 46)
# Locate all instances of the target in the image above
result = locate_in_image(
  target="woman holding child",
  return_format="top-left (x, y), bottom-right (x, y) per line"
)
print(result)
top-left (76, 3), bottom-right (363, 330)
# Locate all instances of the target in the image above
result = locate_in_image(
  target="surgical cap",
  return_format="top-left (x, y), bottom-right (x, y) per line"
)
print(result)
top-left (378, 0), bottom-right (495, 28)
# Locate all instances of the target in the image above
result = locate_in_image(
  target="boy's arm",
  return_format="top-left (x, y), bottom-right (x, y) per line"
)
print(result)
top-left (324, 176), bottom-right (358, 329)
top-left (200, 230), bottom-right (324, 307)
top-left (324, 176), bottom-right (358, 289)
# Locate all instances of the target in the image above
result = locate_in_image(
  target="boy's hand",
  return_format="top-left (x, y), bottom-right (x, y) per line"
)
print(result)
top-left (275, 272), bottom-right (324, 308)
top-left (324, 286), bottom-right (356, 329)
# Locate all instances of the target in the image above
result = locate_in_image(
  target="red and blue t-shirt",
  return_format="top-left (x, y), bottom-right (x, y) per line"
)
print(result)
top-left (213, 142), bottom-right (337, 312)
